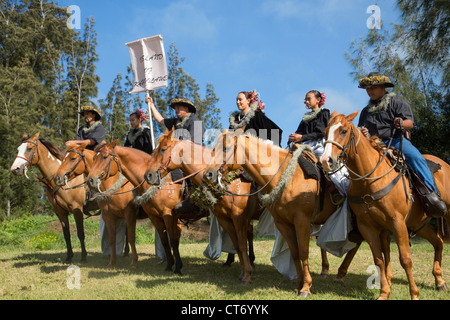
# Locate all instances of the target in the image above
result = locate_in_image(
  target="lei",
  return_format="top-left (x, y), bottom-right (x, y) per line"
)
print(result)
top-left (82, 121), bottom-right (101, 134)
top-left (367, 92), bottom-right (396, 113)
top-left (302, 107), bottom-right (323, 123)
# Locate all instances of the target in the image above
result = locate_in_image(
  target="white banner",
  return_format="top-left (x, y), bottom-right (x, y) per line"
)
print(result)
top-left (126, 35), bottom-right (168, 94)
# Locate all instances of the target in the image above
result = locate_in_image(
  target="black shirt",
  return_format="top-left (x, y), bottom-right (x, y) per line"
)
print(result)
top-left (163, 113), bottom-right (205, 145)
top-left (295, 108), bottom-right (330, 141)
top-left (124, 127), bottom-right (153, 154)
top-left (230, 109), bottom-right (283, 146)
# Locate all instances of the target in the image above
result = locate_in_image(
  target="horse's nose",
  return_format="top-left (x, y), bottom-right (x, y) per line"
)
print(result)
top-left (11, 166), bottom-right (23, 176)
top-left (145, 171), bottom-right (160, 185)
top-left (55, 174), bottom-right (65, 186)
top-left (87, 177), bottom-right (98, 189)
top-left (320, 155), bottom-right (335, 172)
top-left (203, 169), bottom-right (218, 184)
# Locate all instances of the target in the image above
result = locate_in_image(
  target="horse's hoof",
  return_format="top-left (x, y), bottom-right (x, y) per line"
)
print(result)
top-left (295, 290), bottom-right (311, 298)
top-left (334, 277), bottom-right (344, 284)
top-left (437, 282), bottom-right (448, 291)
top-left (320, 272), bottom-right (329, 278)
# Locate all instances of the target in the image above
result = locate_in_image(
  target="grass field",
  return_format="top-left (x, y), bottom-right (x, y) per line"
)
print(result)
top-left (0, 215), bottom-right (449, 301)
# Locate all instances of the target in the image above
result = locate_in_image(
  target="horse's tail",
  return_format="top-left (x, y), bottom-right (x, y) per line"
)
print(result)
top-left (438, 216), bottom-right (450, 244)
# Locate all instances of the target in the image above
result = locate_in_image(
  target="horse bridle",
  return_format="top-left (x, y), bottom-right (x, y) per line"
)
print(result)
top-left (63, 149), bottom-right (87, 180)
top-left (95, 149), bottom-right (123, 182)
top-left (16, 139), bottom-right (40, 168)
top-left (324, 126), bottom-right (360, 164)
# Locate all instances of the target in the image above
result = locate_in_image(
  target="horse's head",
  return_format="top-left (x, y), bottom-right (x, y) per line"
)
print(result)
top-left (11, 132), bottom-right (40, 176)
top-left (55, 141), bottom-right (89, 186)
top-left (203, 128), bottom-right (243, 184)
top-left (145, 128), bottom-right (179, 185)
top-left (87, 140), bottom-right (120, 191)
top-left (320, 110), bottom-right (359, 172)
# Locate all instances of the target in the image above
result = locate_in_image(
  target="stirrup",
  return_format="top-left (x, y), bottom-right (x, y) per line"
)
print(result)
top-left (421, 192), bottom-right (447, 218)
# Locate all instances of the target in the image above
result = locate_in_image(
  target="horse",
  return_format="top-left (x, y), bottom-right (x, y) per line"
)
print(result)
top-left (320, 111), bottom-right (450, 300)
top-left (203, 128), bottom-right (341, 297)
top-left (54, 141), bottom-right (140, 268)
top-left (144, 129), bottom-right (266, 284)
top-left (85, 140), bottom-right (187, 275)
top-left (10, 133), bottom-right (88, 262)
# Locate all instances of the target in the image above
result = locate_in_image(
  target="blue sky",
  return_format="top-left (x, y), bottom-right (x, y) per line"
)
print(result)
top-left (57, 0), bottom-right (402, 143)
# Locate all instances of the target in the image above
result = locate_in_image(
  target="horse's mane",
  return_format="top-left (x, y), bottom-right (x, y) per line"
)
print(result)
top-left (94, 142), bottom-right (107, 152)
top-left (39, 138), bottom-right (65, 160)
top-left (240, 133), bottom-right (285, 153)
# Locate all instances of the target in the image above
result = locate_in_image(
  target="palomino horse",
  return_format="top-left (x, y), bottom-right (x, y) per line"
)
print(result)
top-left (320, 111), bottom-right (449, 300)
top-left (54, 142), bottom-right (140, 268)
top-left (144, 129), bottom-right (265, 284)
top-left (86, 140), bottom-right (187, 274)
top-left (203, 129), bottom-right (340, 297)
top-left (10, 133), bottom-right (88, 262)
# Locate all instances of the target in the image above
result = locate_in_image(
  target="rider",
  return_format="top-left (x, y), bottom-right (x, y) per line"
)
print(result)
top-left (66, 105), bottom-right (106, 150)
top-left (357, 72), bottom-right (446, 218)
top-left (124, 109), bottom-right (153, 154)
top-left (145, 95), bottom-right (206, 217)
top-left (230, 90), bottom-right (282, 145)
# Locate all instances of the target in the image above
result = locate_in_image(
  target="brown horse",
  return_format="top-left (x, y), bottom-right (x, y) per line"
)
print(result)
top-left (320, 111), bottom-right (449, 300)
top-left (86, 140), bottom-right (186, 274)
top-left (10, 133), bottom-right (87, 262)
top-left (203, 129), bottom-right (340, 297)
top-left (144, 129), bottom-right (265, 284)
top-left (54, 142), bottom-right (140, 268)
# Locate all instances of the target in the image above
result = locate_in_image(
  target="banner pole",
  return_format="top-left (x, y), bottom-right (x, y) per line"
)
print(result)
top-left (146, 90), bottom-right (156, 150)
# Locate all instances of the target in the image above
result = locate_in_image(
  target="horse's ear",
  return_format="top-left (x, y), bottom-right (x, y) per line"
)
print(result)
top-left (331, 110), bottom-right (338, 118)
top-left (110, 139), bottom-right (119, 147)
top-left (221, 129), bottom-right (228, 135)
top-left (78, 141), bottom-right (90, 150)
top-left (346, 110), bottom-right (359, 122)
top-left (30, 132), bottom-right (40, 141)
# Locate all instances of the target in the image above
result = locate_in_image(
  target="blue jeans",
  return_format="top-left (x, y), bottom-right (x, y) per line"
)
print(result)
top-left (384, 137), bottom-right (437, 192)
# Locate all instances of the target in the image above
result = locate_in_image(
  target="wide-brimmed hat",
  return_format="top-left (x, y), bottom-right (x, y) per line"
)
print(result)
top-left (358, 72), bottom-right (395, 89)
top-left (168, 97), bottom-right (196, 113)
top-left (79, 105), bottom-right (102, 120)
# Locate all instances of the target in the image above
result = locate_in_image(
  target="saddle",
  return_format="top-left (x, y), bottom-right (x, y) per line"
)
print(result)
top-left (376, 139), bottom-right (446, 218)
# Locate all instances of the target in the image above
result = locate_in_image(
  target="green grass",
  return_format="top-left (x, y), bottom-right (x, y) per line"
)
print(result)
top-left (0, 214), bottom-right (449, 300)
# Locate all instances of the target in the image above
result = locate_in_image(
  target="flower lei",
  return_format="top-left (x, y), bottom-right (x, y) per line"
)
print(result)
top-left (247, 90), bottom-right (265, 112)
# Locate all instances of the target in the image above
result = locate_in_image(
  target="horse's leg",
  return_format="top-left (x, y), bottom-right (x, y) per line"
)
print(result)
top-left (57, 212), bottom-right (74, 263)
top-left (148, 214), bottom-right (173, 271)
top-left (73, 209), bottom-right (87, 262)
top-left (248, 220), bottom-right (255, 267)
top-left (223, 254), bottom-right (235, 267)
top-left (231, 213), bottom-right (253, 284)
top-left (215, 215), bottom-right (247, 282)
top-left (123, 227), bottom-right (130, 257)
top-left (102, 213), bottom-right (117, 268)
top-left (275, 221), bottom-right (303, 293)
top-left (391, 219), bottom-right (419, 300)
top-left (335, 243), bottom-right (361, 282)
top-left (294, 217), bottom-right (313, 297)
top-left (125, 207), bottom-right (138, 268)
top-left (380, 229), bottom-right (393, 286)
top-left (416, 223), bottom-right (447, 290)
top-left (320, 249), bottom-right (330, 277)
top-left (358, 222), bottom-right (391, 300)
top-left (163, 212), bottom-right (183, 275)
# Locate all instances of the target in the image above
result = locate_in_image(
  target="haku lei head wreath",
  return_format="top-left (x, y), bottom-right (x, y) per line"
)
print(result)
top-left (358, 72), bottom-right (394, 88)
top-left (134, 109), bottom-right (148, 122)
top-left (247, 90), bottom-right (265, 112)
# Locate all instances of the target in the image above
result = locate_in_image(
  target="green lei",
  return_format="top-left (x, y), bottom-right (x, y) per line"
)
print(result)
top-left (190, 168), bottom-right (244, 209)
top-left (82, 121), bottom-right (101, 134)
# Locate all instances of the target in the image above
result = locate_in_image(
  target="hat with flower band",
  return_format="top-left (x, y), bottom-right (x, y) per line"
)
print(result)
top-left (168, 97), bottom-right (197, 113)
top-left (79, 105), bottom-right (102, 120)
top-left (358, 72), bottom-right (394, 89)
